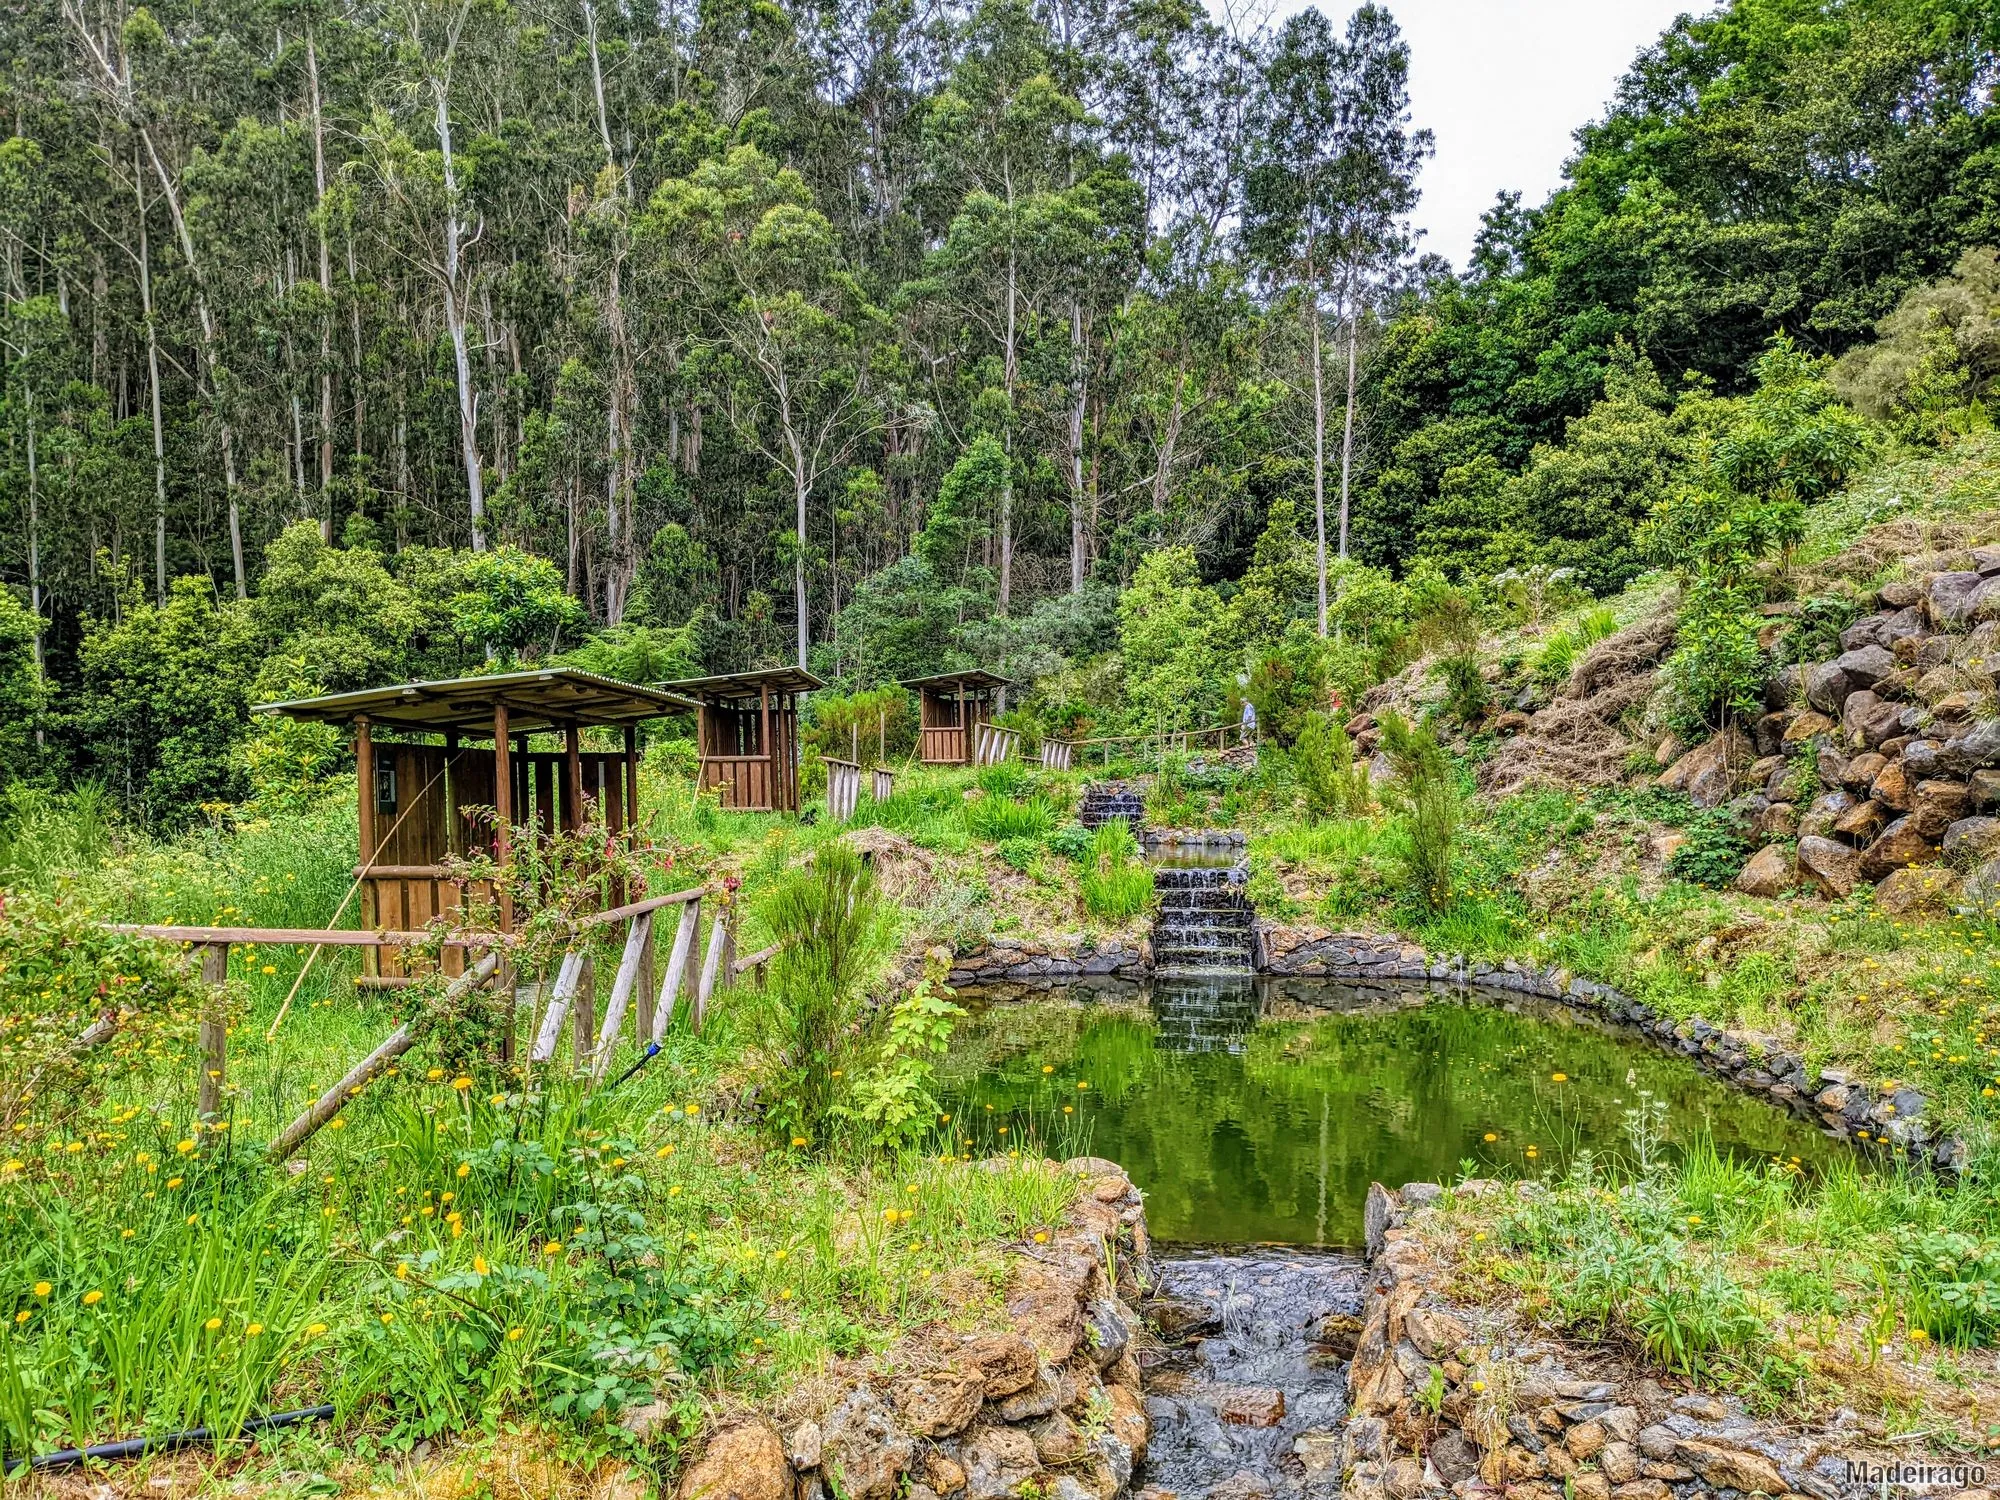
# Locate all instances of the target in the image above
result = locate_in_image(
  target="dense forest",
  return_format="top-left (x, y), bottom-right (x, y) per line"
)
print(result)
top-left (3, 0), bottom-right (2000, 825)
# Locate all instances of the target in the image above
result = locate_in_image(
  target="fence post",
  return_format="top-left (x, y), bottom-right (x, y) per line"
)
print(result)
top-left (693, 914), bottom-right (728, 1031)
top-left (196, 943), bottom-right (230, 1121)
top-left (651, 898), bottom-right (702, 1043)
top-left (571, 953), bottom-right (596, 1065)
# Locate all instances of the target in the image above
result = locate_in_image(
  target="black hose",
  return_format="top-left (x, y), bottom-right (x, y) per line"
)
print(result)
top-left (3, 1403), bottom-right (335, 1474)
top-left (607, 1040), bottom-right (661, 1090)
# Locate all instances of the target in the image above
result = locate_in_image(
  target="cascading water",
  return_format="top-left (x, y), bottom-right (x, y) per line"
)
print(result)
top-left (1080, 781), bottom-right (1147, 829)
top-left (1150, 861), bottom-right (1254, 976)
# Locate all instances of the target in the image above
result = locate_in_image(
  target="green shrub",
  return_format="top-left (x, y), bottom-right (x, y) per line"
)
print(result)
top-left (996, 836), bottom-right (1043, 871)
top-left (1295, 713), bottom-right (1371, 821)
top-left (1078, 823), bottom-right (1154, 921)
top-left (1046, 823), bottom-right (1092, 861)
top-left (964, 794), bottom-right (1058, 841)
top-left (1667, 809), bottom-right (1752, 888)
top-left (1379, 713), bottom-right (1459, 911)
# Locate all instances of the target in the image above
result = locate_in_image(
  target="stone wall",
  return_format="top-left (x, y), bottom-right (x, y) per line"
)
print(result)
top-left (673, 1159), bottom-right (1152, 1500)
top-left (1255, 922), bottom-right (1962, 1171)
top-left (1339, 1182), bottom-right (1984, 1500)
top-left (947, 938), bottom-right (1151, 987)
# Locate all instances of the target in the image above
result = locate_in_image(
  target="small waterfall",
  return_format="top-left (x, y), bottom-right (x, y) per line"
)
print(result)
top-left (1079, 780), bottom-right (1146, 829)
top-left (1150, 974), bottom-right (1261, 1053)
top-left (1151, 862), bottom-right (1254, 976)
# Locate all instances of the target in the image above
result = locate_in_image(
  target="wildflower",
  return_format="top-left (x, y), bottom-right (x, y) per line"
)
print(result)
top-left (427, 1068), bottom-right (444, 1080)
top-left (1470, 1380), bottom-right (1486, 1394)
top-left (32, 1282), bottom-right (49, 1298)
top-left (186, 1214), bottom-right (199, 1225)
top-left (779, 1288), bottom-right (794, 1301)
top-left (397, 1263), bottom-right (410, 1281)
top-left (1473, 1232), bottom-right (1487, 1242)
top-left (121, 1229), bottom-right (134, 1240)
top-left (489, 1093), bottom-right (507, 1106)
top-left (1063, 1106), bottom-right (1074, 1114)
top-left (1042, 1065), bottom-right (1054, 1074)
top-left (13, 1310), bottom-right (28, 1324)
top-left (307, 1322), bottom-right (328, 1336)
top-left (507, 1327), bottom-right (525, 1341)
top-left (791, 1137), bottom-right (808, 1148)
top-left (1076, 1081), bottom-right (1090, 1090)
top-left (1483, 1132), bottom-right (1497, 1142)
top-left (456, 1163), bottom-right (471, 1179)
top-left (246, 1322), bottom-right (263, 1336)
top-left (1550, 1072), bottom-right (1568, 1083)
top-left (658, 1145), bottom-right (676, 1158)
top-left (669, 1184), bottom-right (683, 1197)
top-left (1033, 1231), bottom-right (1049, 1243)
top-left (685, 1103), bottom-right (701, 1115)
top-left (204, 1317), bottom-right (222, 1331)
top-left (1910, 1328), bottom-right (1929, 1342)
top-left (380, 1312), bottom-right (394, 1325)
top-left (0, 1160), bottom-right (20, 1175)
top-left (473, 1256), bottom-right (489, 1276)
top-left (543, 1241), bottom-right (562, 1256)
top-left (166, 1176), bottom-right (183, 1189)
top-left (176, 1139), bottom-right (195, 1155)
top-left (452, 1077), bottom-right (472, 1092)
top-left (261, 965), bottom-right (276, 975)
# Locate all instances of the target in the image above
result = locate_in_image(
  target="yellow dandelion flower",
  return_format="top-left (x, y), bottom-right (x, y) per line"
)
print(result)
top-left (1033, 1231), bottom-right (1049, 1243)
top-left (307, 1322), bottom-right (328, 1336)
top-left (473, 1256), bottom-right (489, 1276)
top-left (31, 1282), bottom-right (50, 1298)
top-left (507, 1327), bottom-right (525, 1341)
top-left (204, 1316), bottom-right (222, 1331)
top-left (543, 1241), bottom-right (562, 1256)
top-left (82, 1290), bottom-right (103, 1306)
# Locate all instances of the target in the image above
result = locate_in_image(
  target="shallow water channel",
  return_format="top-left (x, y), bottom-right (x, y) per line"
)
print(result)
top-left (943, 975), bottom-right (1851, 1500)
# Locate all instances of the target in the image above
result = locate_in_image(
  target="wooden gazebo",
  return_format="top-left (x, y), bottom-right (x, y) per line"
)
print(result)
top-left (258, 668), bottom-right (696, 983)
top-left (662, 666), bottom-right (822, 813)
top-left (904, 670), bottom-right (1009, 765)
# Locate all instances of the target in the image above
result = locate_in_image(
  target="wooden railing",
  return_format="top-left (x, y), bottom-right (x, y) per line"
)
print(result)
top-left (1067, 722), bottom-right (1244, 766)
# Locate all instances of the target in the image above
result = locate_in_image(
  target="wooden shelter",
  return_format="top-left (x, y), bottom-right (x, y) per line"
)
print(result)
top-left (662, 666), bottom-right (822, 813)
top-left (258, 668), bottom-right (696, 984)
top-left (903, 670), bottom-right (1009, 765)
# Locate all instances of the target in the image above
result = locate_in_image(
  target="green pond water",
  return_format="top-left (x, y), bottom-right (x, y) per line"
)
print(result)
top-left (940, 976), bottom-right (1848, 1251)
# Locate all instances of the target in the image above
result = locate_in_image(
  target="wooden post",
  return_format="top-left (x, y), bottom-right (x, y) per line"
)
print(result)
top-left (493, 703), bottom-right (513, 933)
top-left (564, 723), bottom-right (584, 831)
top-left (531, 950), bottom-right (585, 1063)
top-left (651, 898), bottom-right (701, 1043)
top-left (623, 724), bottom-right (641, 845)
top-left (572, 952), bottom-right (595, 1064)
top-left (957, 682), bottom-right (966, 764)
top-left (196, 942), bottom-right (229, 1121)
top-left (759, 683), bottom-right (771, 810)
top-left (269, 952), bottom-right (500, 1163)
top-left (693, 913), bottom-right (727, 1031)
top-left (443, 729), bottom-right (460, 856)
top-left (592, 911), bottom-right (653, 1082)
top-left (635, 908), bottom-right (657, 1042)
top-left (356, 717), bottom-right (376, 866)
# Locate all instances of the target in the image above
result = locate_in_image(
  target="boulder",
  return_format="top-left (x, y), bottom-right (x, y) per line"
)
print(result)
top-left (994, 1365), bottom-right (1066, 1422)
top-left (1671, 1440), bottom-right (1786, 1496)
top-left (1781, 709), bottom-right (1835, 746)
top-left (1429, 1430), bottom-right (1481, 1487)
top-left (1940, 717), bottom-right (2000, 772)
top-left (1796, 835), bottom-right (1860, 897)
top-left (1029, 1411), bottom-right (1087, 1466)
top-left (1869, 757), bottom-right (1912, 810)
top-left (1798, 789), bottom-right (1854, 840)
top-left (1903, 738), bottom-right (1942, 776)
top-left (822, 1390), bottom-right (915, 1500)
top-left (677, 1420), bottom-right (795, 1500)
top-left (1815, 742), bottom-right (1850, 787)
top-left (963, 1334), bottom-right (1040, 1398)
top-left (1752, 801), bottom-right (1798, 842)
top-left (1971, 576), bottom-right (2000, 621)
top-left (1875, 865), bottom-right (1959, 917)
top-left (1841, 689), bottom-right (1904, 749)
top-left (1215, 1387), bottom-right (1287, 1427)
top-left (1753, 712), bottom-right (1790, 756)
top-left (1402, 1304), bottom-right (1468, 1360)
top-left (1840, 750), bottom-right (1887, 789)
top-left (1732, 844), bottom-right (1792, 897)
top-left (1803, 661), bottom-right (1850, 714)
top-left (1930, 570), bottom-right (1985, 624)
top-left (1835, 643), bottom-right (1896, 685)
top-left (950, 1425), bottom-right (1042, 1500)
top-left (1881, 579), bottom-right (1925, 607)
top-left (1832, 798), bottom-right (1888, 844)
top-left (1973, 768), bottom-right (2000, 807)
top-left (1945, 815), bottom-right (2000, 864)
top-left (1859, 816), bottom-right (1941, 882)
top-left (893, 1364), bottom-right (988, 1438)
top-left (1915, 779), bottom-right (1972, 829)
top-left (1654, 731), bottom-right (1750, 809)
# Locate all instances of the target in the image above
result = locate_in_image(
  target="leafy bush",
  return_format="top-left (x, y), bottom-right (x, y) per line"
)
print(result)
top-left (1667, 809), bottom-right (1752, 888)
top-left (1662, 574), bottom-right (1766, 734)
top-left (1295, 713), bottom-right (1371, 821)
top-left (1046, 823), bottom-right (1092, 860)
top-left (805, 685), bottom-right (915, 764)
top-left (1776, 591), bottom-right (1865, 669)
top-left (1379, 713), bottom-right (1459, 911)
top-left (1892, 1226), bottom-right (2000, 1348)
top-left (964, 794), bottom-right (1058, 841)
top-left (996, 836), bottom-right (1043, 871)
top-left (1078, 823), bottom-right (1154, 921)
top-left (844, 965), bottom-right (965, 1149)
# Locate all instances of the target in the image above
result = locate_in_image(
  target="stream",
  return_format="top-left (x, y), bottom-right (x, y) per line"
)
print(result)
top-left (943, 974), bottom-right (1851, 1499)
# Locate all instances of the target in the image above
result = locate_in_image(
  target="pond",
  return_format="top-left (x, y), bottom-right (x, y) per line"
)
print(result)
top-left (941, 974), bottom-right (1849, 1251)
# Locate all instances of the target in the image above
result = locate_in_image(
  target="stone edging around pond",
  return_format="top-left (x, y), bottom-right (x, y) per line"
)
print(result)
top-left (1255, 922), bottom-right (1964, 1172)
top-left (947, 937), bottom-right (1151, 987)
top-left (1339, 1181), bottom-right (1956, 1500)
top-left (665, 1158), bottom-right (1153, 1500)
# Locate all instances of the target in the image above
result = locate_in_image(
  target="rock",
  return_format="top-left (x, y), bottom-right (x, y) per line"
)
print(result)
top-left (1363, 1182), bottom-right (1394, 1260)
top-left (1598, 1407), bottom-right (1641, 1444)
top-left (1835, 643), bottom-right (1896, 685)
top-left (1505, 1445), bottom-right (1546, 1480)
top-left (964, 1334), bottom-right (1039, 1398)
top-left (1147, 1297), bottom-right (1219, 1340)
top-left (1904, 738), bottom-right (1942, 776)
top-left (1972, 769), bottom-right (2000, 807)
top-left (1082, 1299), bottom-right (1130, 1370)
top-left (1673, 1440), bottom-right (1787, 1495)
top-left (1216, 1386), bottom-right (1286, 1427)
top-left (1635, 1427), bottom-right (1678, 1462)
top-left (1875, 865), bottom-right (1959, 916)
top-left (1656, 731), bottom-right (1750, 808)
top-left (893, 1364), bottom-right (987, 1438)
top-left (1799, 789), bottom-right (1854, 838)
top-left (994, 1364), bottom-right (1065, 1422)
top-left (1104, 1382), bottom-right (1148, 1459)
top-left (676, 1420), bottom-right (794, 1500)
top-left (1840, 750), bottom-right (1887, 789)
top-left (1842, 689), bottom-right (1904, 748)
top-left (823, 1390), bottom-right (915, 1500)
top-left (1804, 662), bottom-right (1850, 714)
top-left (1966, 856), bottom-right (2000, 907)
top-left (1816, 1082), bottom-right (1852, 1111)
top-left (1881, 579), bottom-right (1925, 608)
top-left (1930, 570), bottom-right (1985, 624)
top-left (1832, 798), bottom-right (1888, 843)
top-left (1570, 1474), bottom-right (1611, 1500)
top-left (1859, 816), bottom-right (1941, 881)
top-left (1941, 717), bottom-right (2000, 771)
top-left (923, 1453), bottom-right (967, 1495)
top-left (1733, 844), bottom-right (1793, 897)
top-left (1945, 816), bottom-right (2000, 863)
top-left (950, 1424), bottom-right (1042, 1500)
top-left (1796, 835), bottom-right (1860, 897)
top-left (1915, 778), bottom-right (1973, 831)
top-left (1782, 709), bottom-right (1835, 745)
top-left (1428, 1430), bottom-right (1480, 1486)
top-left (1601, 1443), bottom-right (1641, 1484)
top-left (1030, 1410), bottom-right (1087, 1466)
top-left (1611, 1484), bottom-right (1670, 1500)
top-left (1869, 757), bottom-right (1912, 810)
top-left (1403, 1304), bottom-right (1468, 1360)
top-left (1753, 801), bottom-right (1798, 841)
top-left (788, 1422), bottom-right (823, 1471)
top-left (1382, 1458), bottom-right (1425, 1500)
top-left (1567, 1422), bottom-right (1608, 1461)
top-left (1203, 1473), bottom-right (1273, 1500)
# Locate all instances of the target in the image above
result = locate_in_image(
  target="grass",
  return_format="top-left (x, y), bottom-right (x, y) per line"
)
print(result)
top-left (0, 767), bottom-right (1088, 1483)
top-left (1078, 823), bottom-right (1154, 921)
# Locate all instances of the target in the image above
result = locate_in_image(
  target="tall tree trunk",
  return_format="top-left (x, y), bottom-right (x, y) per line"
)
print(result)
top-left (999, 226), bottom-right (1017, 617)
top-left (1337, 311), bottom-right (1359, 561)
top-left (793, 448), bottom-right (810, 668)
top-left (135, 159), bottom-right (168, 604)
top-left (308, 33), bottom-right (335, 523)
top-left (346, 227), bottom-right (365, 465)
top-left (1068, 298), bottom-right (1086, 593)
top-left (1308, 283), bottom-right (1327, 636)
top-left (25, 387), bottom-right (43, 676)
top-left (434, 80), bottom-right (488, 550)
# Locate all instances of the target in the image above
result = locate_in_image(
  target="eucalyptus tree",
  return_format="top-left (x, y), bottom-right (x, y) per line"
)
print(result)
top-left (1243, 3), bottom-right (1428, 629)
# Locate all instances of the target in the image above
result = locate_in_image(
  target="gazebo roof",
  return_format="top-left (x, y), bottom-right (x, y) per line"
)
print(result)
top-left (659, 666), bottom-right (824, 703)
top-left (256, 668), bottom-right (699, 736)
top-left (901, 669), bottom-right (1010, 692)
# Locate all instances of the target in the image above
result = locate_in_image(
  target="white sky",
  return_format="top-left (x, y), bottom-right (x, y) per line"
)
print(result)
top-left (1267, 0), bottom-right (1708, 270)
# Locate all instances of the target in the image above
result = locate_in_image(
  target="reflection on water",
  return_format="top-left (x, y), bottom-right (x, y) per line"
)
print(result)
top-left (941, 975), bottom-right (1850, 1251)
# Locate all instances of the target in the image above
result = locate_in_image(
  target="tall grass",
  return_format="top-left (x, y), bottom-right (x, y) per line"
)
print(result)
top-left (964, 794), bottom-right (1059, 841)
top-left (0, 782), bottom-right (115, 891)
top-left (1078, 823), bottom-right (1154, 921)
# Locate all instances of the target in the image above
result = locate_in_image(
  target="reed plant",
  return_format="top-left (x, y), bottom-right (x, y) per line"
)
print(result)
top-left (1078, 823), bottom-right (1154, 921)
